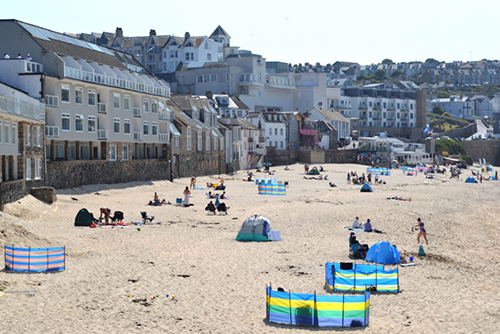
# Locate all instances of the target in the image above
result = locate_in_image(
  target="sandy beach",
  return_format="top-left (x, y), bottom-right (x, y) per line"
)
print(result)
top-left (1, 162), bottom-right (499, 333)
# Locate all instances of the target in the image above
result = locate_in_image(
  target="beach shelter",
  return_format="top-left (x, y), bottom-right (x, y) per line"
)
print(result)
top-left (308, 167), bottom-right (320, 175)
top-left (365, 241), bottom-right (400, 265)
top-left (360, 183), bottom-right (373, 192)
top-left (465, 176), bottom-right (477, 183)
top-left (74, 208), bottom-right (95, 226)
top-left (236, 215), bottom-right (281, 241)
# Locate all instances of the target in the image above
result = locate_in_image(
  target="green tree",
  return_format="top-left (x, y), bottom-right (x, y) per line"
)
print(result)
top-left (374, 69), bottom-right (386, 81)
top-left (436, 91), bottom-right (451, 98)
top-left (381, 59), bottom-right (394, 65)
top-left (432, 105), bottom-right (444, 115)
top-left (391, 70), bottom-right (404, 78)
top-left (425, 58), bottom-right (439, 64)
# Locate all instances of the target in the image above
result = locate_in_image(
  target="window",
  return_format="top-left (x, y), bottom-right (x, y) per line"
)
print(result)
top-left (75, 115), bottom-right (83, 132)
top-left (26, 158), bottom-right (31, 180)
top-left (220, 137), bottom-right (224, 151)
top-left (174, 136), bottom-right (179, 147)
top-left (143, 121), bottom-right (149, 135)
top-left (61, 85), bottom-right (70, 103)
top-left (0, 120), bottom-right (3, 143)
top-left (185, 52), bottom-right (193, 61)
top-left (68, 141), bottom-right (76, 160)
top-left (34, 126), bottom-right (41, 147)
top-left (274, 128), bottom-right (278, 135)
top-left (206, 132), bottom-right (211, 151)
top-left (113, 93), bottom-right (120, 109)
top-left (75, 87), bottom-right (83, 104)
top-left (88, 89), bottom-right (96, 106)
top-left (274, 141), bottom-right (277, 147)
top-left (124, 119), bottom-right (131, 134)
top-left (55, 141), bottom-right (65, 159)
top-left (214, 136), bottom-right (218, 151)
top-left (280, 128), bottom-right (283, 136)
top-left (207, 54), bottom-right (212, 61)
top-left (122, 145), bottom-right (129, 161)
top-left (186, 126), bottom-right (192, 151)
top-left (114, 118), bottom-right (120, 134)
top-left (109, 145), bottom-right (116, 161)
top-left (80, 142), bottom-right (90, 160)
top-left (4, 121), bottom-right (9, 143)
top-left (35, 159), bottom-right (42, 179)
top-left (88, 116), bottom-right (96, 132)
top-left (280, 141), bottom-right (284, 149)
top-left (151, 101), bottom-right (158, 113)
top-left (197, 131), bottom-right (203, 151)
top-left (152, 122), bottom-right (158, 135)
top-left (11, 123), bottom-right (16, 144)
top-left (269, 128), bottom-right (272, 135)
top-left (143, 99), bottom-right (149, 112)
top-left (124, 95), bottom-right (130, 110)
top-left (25, 125), bottom-right (31, 146)
top-left (62, 113), bottom-right (70, 131)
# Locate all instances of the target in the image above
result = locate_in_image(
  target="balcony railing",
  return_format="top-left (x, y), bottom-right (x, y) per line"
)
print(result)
top-left (64, 66), bottom-right (170, 97)
top-left (45, 95), bottom-right (59, 108)
top-left (97, 103), bottom-right (107, 114)
top-left (26, 61), bottom-right (43, 73)
top-left (134, 132), bottom-right (142, 141)
top-left (238, 73), bottom-right (262, 85)
top-left (97, 129), bottom-right (106, 140)
top-left (159, 133), bottom-right (169, 142)
top-left (133, 107), bottom-right (141, 117)
top-left (0, 94), bottom-right (45, 121)
top-left (265, 75), bottom-right (296, 89)
top-left (45, 126), bottom-right (59, 138)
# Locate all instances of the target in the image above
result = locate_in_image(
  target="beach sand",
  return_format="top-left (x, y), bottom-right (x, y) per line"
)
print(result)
top-left (1, 163), bottom-right (499, 333)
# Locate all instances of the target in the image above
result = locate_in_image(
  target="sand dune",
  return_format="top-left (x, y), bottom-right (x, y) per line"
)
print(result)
top-left (0, 163), bottom-right (499, 333)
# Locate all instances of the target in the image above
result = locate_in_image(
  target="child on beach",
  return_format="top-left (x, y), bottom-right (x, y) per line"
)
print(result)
top-left (412, 218), bottom-right (428, 245)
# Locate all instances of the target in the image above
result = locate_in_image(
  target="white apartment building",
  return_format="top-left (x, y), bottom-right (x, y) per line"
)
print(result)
top-left (429, 96), bottom-right (473, 119)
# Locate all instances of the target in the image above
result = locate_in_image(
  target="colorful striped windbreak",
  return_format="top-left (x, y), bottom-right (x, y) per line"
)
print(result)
top-left (4, 245), bottom-right (66, 272)
top-left (367, 167), bottom-right (391, 176)
top-left (325, 263), bottom-right (399, 292)
top-left (258, 184), bottom-right (286, 196)
top-left (266, 287), bottom-right (370, 327)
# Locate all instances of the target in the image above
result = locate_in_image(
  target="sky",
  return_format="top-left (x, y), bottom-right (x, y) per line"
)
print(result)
top-left (3, 0), bottom-right (499, 66)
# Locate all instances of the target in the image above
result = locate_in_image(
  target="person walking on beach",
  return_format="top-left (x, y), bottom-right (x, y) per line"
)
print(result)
top-left (412, 218), bottom-right (428, 245)
top-left (183, 186), bottom-right (191, 206)
top-left (190, 175), bottom-right (196, 190)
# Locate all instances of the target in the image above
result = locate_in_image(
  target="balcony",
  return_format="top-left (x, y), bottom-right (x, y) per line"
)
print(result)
top-left (97, 103), bottom-right (107, 114)
top-left (45, 95), bottom-right (59, 108)
top-left (258, 136), bottom-right (266, 143)
top-left (133, 107), bottom-right (141, 117)
top-left (265, 75), bottom-right (296, 89)
top-left (359, 114), bottom-right (367, 120)
top-left (330, 101), bottom-right (352, 109)
top-left (97, 129), bottom-right (106, 140)
top-left (134, 131), bottom-right (142, 141)
top-left (358, 104), bottom-right (367, 110)
top-left (45, 126), bottom-right (59, 138)
top-left (0, 94), bottom-right (45, 121)
top-left (159, 133), bottom-right (169, 142)
top-left (26, 61), bottom-right (43, 73)
top-left (64, 66), bottom-right (170, 97)
top-left (237, 73), bottom-right (262, 86)
top-left (159, 111), bottom-right (172, 120)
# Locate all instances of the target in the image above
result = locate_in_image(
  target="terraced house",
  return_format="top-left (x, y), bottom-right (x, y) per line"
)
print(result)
top-left (0, 20), bottom-right (173, 189)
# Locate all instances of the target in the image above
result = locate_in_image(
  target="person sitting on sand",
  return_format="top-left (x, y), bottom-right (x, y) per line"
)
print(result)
top-left (412, 218), bottom-right (428, 245)
top-left (363, 219), bottom-right (373, 232)
top-left (183, 187), bottom-right (191, 207)
top-left (284, 166), bottom-right (290, 171)
top-left (220, 191), bottom-right (228, 199)
top-left (206, 182), bottom-right (214, 188)
top-left (247, 171), bottom-right (254, 182)
top-left (329, 182), bottom-right (337, 187)
top-left (352, 216), bottom-right (362, 228)
top-left (153, 192), bottom-right (160, 206)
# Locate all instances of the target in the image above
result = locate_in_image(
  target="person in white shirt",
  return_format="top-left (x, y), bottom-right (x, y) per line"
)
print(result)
top-left (352, 216), bottom-right (362, 228)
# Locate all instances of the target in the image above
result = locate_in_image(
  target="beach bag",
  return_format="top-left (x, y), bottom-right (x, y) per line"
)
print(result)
top-left (419, 247), bottom-right (426, 257)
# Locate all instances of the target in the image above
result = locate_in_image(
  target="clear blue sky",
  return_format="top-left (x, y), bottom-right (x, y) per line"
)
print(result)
top-left (3, 0), bottom-right (498, 65)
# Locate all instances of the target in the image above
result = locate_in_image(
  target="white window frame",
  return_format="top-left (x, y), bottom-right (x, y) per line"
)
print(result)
top-left (62, 113), bottom-right (70, 131)
top-left (109, 145), bottom-right (117, 161)
top-left (26, 158), bottom-right (31, 180)
top-left (34, 126), bottom-right (41, 147)
top-left (35, 158), bottom-right (42, 179)
top-left (25, 125), bottom-right (31, 146)
top-left (214, 136), bottom-right (218, 151)
top-left (143, 121), bottom-right (149, 135)
top-left (11, 122), bottom-right (16, 144)
top-left (143, 98), bottom-right (149, 113)
top-left (113, 93), bottom-right (120, 109)
top-left (75, 114), bottom-right (83, 132)
top-left (124, 95), bottom-right (130, 110)
top-left (75, 87), bottom-right (83, 104)
top-left (113, 118), bottom-right (120, 134)
top-left (220, 137), bottom-right (224, 151)
top-left (186, 126), bottom-right (192, 151)
top-left (151, 100), bottom-right (158, 113)
top-left (174, 136), bottom-right (179, 147)
top-left (152, 122), bottom-right (158, 136)
top-left (4, 121), bottom-right (10, 143)
top-left (88, 89), bottom-right (96, 106)
top-left (122, 145), bottom-right (129, 161)
top-left (197, 131), bottom-right (203, 151)
top-left (124, 119), bottom-right (131, 135)
top-left (0, 119), bottom-right (3, 143)
top-left (206, 132), bottom-right (211, 151)
top-left (88, 116), bottom-right (96, 132)
top-left (61, 84), bottom-right (70, 103)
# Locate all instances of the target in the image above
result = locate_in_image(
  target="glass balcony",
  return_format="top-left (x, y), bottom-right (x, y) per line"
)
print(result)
top-left (159, 133), bottom-right (169, 142)
top-left (0, 94), bottom-right (45, 121)
top-left (45, 126), bottom-right (59, 138)
top-left (97, 103), bottom-right (107, 114)
top-left (45, 95), bottom-right (59, 108)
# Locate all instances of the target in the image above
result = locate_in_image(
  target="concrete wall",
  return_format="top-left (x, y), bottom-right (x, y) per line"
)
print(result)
top-left (463, 139), bottom-right (500, 166)
top-left (263, 147), bottom-right (299, 166)
top-left (299, 149), bottom-right (358, 164)
top-left (1, 178), bottom-right (45, 208)
top-left (45, 159), bottom-right (171, 189)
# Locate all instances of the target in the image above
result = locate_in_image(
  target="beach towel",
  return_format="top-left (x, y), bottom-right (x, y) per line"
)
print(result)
top-left (194, 184), bottom-right (204, 190)
top-left (344, 226), bottom-right (365, 232)
top-left (400, 263), bottom-right (416, 267)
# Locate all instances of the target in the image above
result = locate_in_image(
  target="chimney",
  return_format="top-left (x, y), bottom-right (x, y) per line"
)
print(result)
top-left (116, 27), bottom-right (123, 38)
top-left (149, 29), bottom-right (156, 36)
top-left (184, 32), bottom-right (190, 40)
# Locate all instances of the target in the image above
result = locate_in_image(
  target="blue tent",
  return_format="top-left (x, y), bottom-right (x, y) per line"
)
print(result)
top-left (365, 241), bottom-right (400, 265)
top-left (465, 176), bottom-right (477, 183)
top-left (360, 183), bottom-right (373, 192)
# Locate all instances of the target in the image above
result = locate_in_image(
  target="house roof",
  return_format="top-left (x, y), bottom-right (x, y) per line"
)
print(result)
top-left (309, 108), bottom-right (349, 123)
top-left (230, 95), bottom-right (250, 110)
top-left (209, 25), bottom-right (231, 39)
